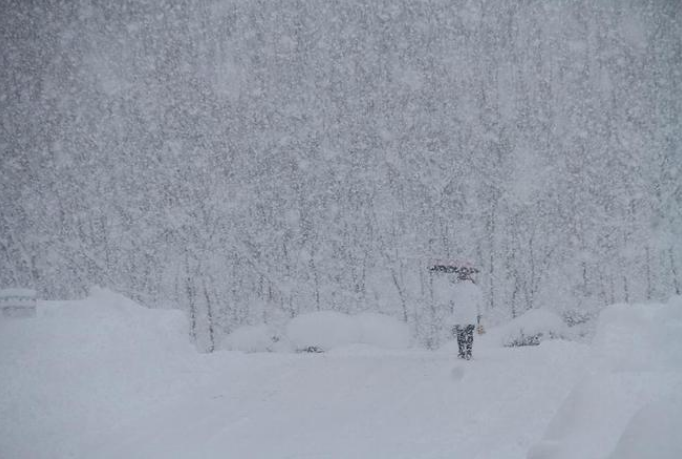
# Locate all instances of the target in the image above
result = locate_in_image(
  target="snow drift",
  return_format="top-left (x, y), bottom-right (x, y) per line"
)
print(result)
top-left (481, 308), bottom-right (568, 348)
top-left (285, 310), bottom-right (410, 352)
top-left (0, 287), bottom-right (202, 459)
top-left (606, 393), bottom-right (682, 459)
top-left (218, 324), bottom-right (278, 353)
top-left (2, 289), bottom-right (680, 459)
top-left (528, 297), bottom-right (682, 459)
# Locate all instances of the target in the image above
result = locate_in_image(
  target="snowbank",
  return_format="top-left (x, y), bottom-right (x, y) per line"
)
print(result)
top-left (218, 311), bottom-right (411, 354)
top-left (5, 287), bottom-right (680, 459)
top-left (218, 324), bottom-right (293, 353)
top-left (528, 297), bottom-right (682, 459)
top-left (355, 312), bottom-right (411, 349)
top-left (483, 309), bottom-right (568, 348)
top-left (0, 287), bottom-right (199, 459)
top-left (218, 324), bottom-right (273, 352)
top-left (607, 394), bottom-right (682, 459)
top-left (594, 300), bottom-right (682, 371)
top-left (285, 311), bottom-right (410, 352)
top-left (286, 311), bottom-right (361, 352)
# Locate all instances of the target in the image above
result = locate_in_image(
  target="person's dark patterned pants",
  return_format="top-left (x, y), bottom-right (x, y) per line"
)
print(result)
top-left (455, 324), bottom-right (475, 359)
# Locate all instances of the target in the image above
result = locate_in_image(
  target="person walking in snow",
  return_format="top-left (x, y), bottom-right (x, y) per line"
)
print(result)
top-left (451, 266), bottom-right (484, 359)
top-left (431, 264), bottom-right (484, 360)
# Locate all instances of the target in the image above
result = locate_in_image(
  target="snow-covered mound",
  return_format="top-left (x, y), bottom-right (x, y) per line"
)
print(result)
top-left (285, 311), bottom-right (410, 352)
top-left (594, 299), bottom-right (682, 371)
top-left (0, 287), bottom-right (201, 459)
top-left (219, 324), bottom-right (276, 353)
top-left (355, 312), bottom-right (411, 349)
top-left (483, 309), bottom-right (568, 348)
top-left (3, 288), bottom-right (680, 459)
top-left (528, 297), bottom-right (682, 459)
top-left (286, 310), bottom-right (360, 352)
top-left (218, 324), bottom-right (295, 353)
top-left (607, 394), bottom-right (682, 459)
top-left (218, 311), bottom-right (411, 354)
top-left (36, 287), bottom-right (193, 353)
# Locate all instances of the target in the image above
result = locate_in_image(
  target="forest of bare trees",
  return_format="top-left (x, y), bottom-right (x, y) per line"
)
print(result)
top-left (2, 0), bottom-right (680, 349)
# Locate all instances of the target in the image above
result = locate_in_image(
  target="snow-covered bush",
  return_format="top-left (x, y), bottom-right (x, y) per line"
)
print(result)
top-left (561, 309), bottom-right (595, 327)
top-left (558, 307), bottom-right (602, 341)
top-left (286, 311), bottom-right (361, 352)
top-left (355, 312), bottom-right (411, 349)
top-left (219, 324), bottom-right (278, 353)
top-left (285, 311), bottom-right (410, 352)
top-left (217, 311), bottom-right (411, 353)
top-left (486, 309), bottom-right (568, 347)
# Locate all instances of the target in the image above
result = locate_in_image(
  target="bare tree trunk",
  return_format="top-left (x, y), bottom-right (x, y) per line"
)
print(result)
top-left (623, 274), bottom-right (630, 304)
top-left (670, 248), bottom-right (681, 295)
top-left (645, 246), bottom-right (653, 300)
top-left (186, 276), bottom-right (197, 342)
top-left (202, 278), bottom-right (215, 353)
top-left (598, 270), bottom-right (609, 306)
top-left (310, 252), bottom-right (320, 311)
top-left (622, 225), bottom-right (630, 303)
top-left (510, 239), bottom-right (519, 318)
top-left (185, 251), bottom-right (197, 342)
top-left (528, 231), bottom-right (536, 310)
top-left (487, 200), bottom-right (497, 311)
top-left (390, 267), bottom-right (408, 323)
top-left (511, 282), bottom-right (519, 318)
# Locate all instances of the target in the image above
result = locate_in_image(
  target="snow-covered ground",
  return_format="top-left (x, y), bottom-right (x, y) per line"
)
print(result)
top-left (1, 289), bottom-right (680, 458)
